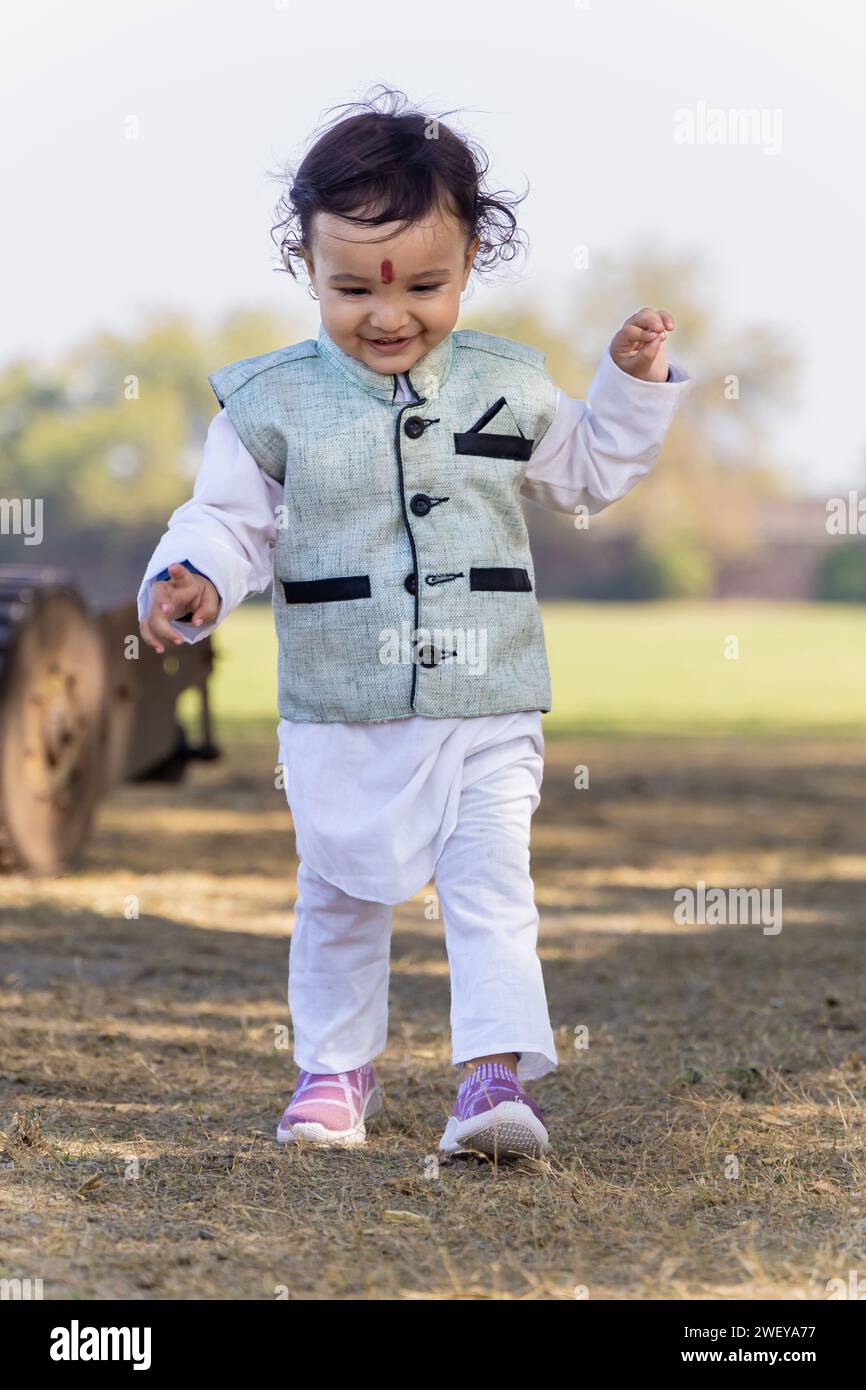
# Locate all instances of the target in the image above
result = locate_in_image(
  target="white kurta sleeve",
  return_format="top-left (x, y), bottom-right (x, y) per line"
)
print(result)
top-left (137, 410), bottom-right (281, 644)
top-left (520, 349), bottom-right (692, 516)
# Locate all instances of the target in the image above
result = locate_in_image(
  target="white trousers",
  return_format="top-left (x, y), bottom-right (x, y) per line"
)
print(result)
top-left (287, 743), bottom-right (559, 1083)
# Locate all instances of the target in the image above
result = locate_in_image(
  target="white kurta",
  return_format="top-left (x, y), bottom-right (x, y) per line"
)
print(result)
top-left (138, 348), bottom-right (691, 904)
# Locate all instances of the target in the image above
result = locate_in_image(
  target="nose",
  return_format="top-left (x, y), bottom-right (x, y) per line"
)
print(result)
top-left (368, 298), bottom-right (411, 334)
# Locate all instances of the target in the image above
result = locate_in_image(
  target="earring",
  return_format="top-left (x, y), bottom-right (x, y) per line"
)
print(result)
top-left (307, 284), bottom-right (319, 302)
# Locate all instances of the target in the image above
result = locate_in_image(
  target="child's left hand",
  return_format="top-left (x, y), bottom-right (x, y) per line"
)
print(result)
top-left (610, 308), bottom-right (674, 382)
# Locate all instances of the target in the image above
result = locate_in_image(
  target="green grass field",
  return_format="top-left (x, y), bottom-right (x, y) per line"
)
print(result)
top-left (199, 600), bottom-right (866, 738)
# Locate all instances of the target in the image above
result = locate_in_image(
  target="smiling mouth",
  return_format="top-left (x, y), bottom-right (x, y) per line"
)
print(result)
top-left (365, 335), bottom-right (415, 346)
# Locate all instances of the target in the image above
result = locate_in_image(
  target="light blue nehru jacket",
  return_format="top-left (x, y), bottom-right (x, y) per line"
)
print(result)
top-left (207, 324), bottom-right (558, 723)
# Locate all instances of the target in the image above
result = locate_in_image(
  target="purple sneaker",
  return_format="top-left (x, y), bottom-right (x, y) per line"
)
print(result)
top-left (439, 1062), bottom-right (549, 1159)
top-left (276, 1063), bottom-right (383, 1147)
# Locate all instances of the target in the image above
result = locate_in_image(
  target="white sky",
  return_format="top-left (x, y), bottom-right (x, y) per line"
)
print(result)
top-left (2, 0), bottom-right (863, 492)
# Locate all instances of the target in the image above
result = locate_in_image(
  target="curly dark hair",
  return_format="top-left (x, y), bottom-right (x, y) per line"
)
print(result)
top-left (268, 85), bottom-right (529, 283)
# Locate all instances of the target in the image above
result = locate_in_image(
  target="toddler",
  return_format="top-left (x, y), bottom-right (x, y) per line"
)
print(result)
top-left (139, 88), bottom-right (691, 1160)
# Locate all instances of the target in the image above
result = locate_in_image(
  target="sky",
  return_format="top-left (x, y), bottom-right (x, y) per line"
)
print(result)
top-left (1, 0), bottom-right (863, 494)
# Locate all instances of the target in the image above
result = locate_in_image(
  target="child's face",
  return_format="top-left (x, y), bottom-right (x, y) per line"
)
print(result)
top-left (303, 208), bottom-right (479, 375)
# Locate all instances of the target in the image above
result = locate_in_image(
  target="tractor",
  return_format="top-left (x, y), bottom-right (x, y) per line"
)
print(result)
top-left (0, 565), bottom-right (219, 874)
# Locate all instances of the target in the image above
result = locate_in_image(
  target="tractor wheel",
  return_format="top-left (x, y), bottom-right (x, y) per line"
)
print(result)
top-left (0, 574), bottom-right (108, 874)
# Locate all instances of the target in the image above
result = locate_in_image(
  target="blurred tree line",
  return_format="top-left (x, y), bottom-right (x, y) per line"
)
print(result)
top-left (2, 249), bottom-right (848, 604)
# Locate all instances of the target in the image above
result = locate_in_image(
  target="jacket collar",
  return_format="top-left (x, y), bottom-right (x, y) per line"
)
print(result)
top-left (316, 323), bottom-right (454, 404)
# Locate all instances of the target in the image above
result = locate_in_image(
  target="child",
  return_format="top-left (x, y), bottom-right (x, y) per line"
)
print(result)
top-left (138, 87), bottom-right (692, 1161)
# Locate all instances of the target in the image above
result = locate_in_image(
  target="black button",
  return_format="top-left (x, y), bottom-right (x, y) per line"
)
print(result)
top-left (404, 573), bottom-right (417, 595)
top-left (416, 644), bottom-right (438, 668)
top-left (404, 416), bottom-right (425, 439)
top-left (410, 493), bottom-right (432, 517)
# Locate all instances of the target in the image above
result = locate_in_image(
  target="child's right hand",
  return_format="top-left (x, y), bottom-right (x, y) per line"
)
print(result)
top-left (140, 562), bottom-right (220, 653)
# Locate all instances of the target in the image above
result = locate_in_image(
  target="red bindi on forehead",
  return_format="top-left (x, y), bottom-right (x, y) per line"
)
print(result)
top-left (380, 259), bottom-right (394, 284)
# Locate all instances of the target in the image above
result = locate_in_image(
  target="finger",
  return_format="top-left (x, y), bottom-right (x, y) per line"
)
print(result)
top-left (190, 598), bottom-right (218, 628)
top-left (632, 329), bottom-right (666, 349)
top-left (616, 330), bottom-right (660, 355)
top-left (159, 597), bottom-right (192, 620)
top-left (159, 581), bottom-right (199, 617)
top-left (150, 579), bottom-right (180, 617)
top-left (141, 614), bottom-right (181, 653)
top-left (140, 615), bottom-right (164, 654)
top-left (160, 564), bottom-right (200, 612)
top-left (147, 606), bottom-right (185, 648)
top-left (628, 307), bottom-right (665, 334)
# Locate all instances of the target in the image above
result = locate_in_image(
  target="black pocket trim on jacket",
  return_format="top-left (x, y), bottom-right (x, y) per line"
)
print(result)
top-left (281, 575), bottom-right (371, 603)
top-left (453, 431), bottom-right (534, 462)
top-left (455, 396), bottom-right (534, 461)
top-left (469, 567), bottom-right (533, 592)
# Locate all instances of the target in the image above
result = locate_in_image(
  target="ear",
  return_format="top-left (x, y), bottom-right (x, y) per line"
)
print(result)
top-left (462, 235), bottom-right (480, 287)
top-left (300, 244), bottom-right (317, 292)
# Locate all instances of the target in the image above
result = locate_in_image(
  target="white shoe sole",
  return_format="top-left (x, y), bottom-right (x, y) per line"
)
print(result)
top-left (276, 1085), bottom-right (384, 1147)
top-left (439, 1100), bottom-right (549, 1159)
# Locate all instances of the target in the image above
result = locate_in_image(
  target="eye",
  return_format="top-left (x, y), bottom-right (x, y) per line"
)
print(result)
top-left (337, 287), bottom-right (370, 297)
top-left (411, 284), bottom-right (443, 293)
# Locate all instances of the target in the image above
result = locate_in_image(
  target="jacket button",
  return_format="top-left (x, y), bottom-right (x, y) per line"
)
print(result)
top-left (404, 573), bottom-right (417, 594)
top-left (404, 415), bottom-right (425, 439)
top-left (410, 493), bottom-right (432, 516)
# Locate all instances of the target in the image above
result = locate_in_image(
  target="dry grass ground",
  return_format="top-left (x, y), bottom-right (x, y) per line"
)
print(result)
top-left (1, 732), bottom-right (865, 1300)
